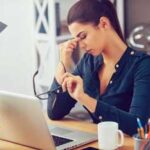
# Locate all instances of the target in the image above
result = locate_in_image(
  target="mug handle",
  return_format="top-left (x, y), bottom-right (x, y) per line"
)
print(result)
top-left (117, 130), bottom-right (124, 147)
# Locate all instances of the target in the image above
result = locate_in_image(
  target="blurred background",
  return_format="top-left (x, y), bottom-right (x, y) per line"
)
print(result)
top-left (0, 0), bottom-right (150, 112)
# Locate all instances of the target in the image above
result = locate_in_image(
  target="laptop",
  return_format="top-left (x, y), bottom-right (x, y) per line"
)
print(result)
top-left (0, 91), bottom-right (97, 150)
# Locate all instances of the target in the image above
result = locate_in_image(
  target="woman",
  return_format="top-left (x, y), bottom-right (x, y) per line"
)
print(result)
top-left (47, 0), bottom-right (150, 135)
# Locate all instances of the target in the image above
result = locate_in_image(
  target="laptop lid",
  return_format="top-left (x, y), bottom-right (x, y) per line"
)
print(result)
top-left (0, 91), bottom-right (55, 150)
top-left (0, 91), bottom-right (97, 150)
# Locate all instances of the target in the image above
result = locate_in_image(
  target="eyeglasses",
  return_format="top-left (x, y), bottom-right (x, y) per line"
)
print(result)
top-left (33, 70), bottom-right (63, 100)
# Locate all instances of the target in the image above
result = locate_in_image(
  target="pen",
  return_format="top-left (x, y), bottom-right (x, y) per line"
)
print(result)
top-left (137, 127), bottom-right (145, 139)
top-left (148, 118), bottom-right (150, 133)
top-left (147, 118), bottom-right (150, 139)
top-left (137, 128), bottom-right (141, 138)
top-left (137, 118), bottom-right (145, 139)
top-left (137, 118), bottom-right (142, 128)
top-left (145, 124), bottom-right (148, 134)
top-left (147, 132), bottom-right (150, 139)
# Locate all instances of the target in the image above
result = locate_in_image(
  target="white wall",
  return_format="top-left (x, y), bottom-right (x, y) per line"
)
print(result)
top-left (0, 0), bottom-right (35, 95)
top-left (116, 0), bottom-right (124, 35)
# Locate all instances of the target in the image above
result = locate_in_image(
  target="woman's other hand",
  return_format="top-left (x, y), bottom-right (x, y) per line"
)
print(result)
top-left (61, 72), bottom-right (97, 112)
top-left (59, 38), bottom-right (80, 72)
top-left (62, 72), bottom-right (84, 101)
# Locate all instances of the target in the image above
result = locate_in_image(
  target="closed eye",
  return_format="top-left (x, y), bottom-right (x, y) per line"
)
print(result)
top-left (79, 33), bottom-right (87, 40)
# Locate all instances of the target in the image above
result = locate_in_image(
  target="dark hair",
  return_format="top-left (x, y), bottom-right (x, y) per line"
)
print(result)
top-left (67, 0), bottom-right (124, 41)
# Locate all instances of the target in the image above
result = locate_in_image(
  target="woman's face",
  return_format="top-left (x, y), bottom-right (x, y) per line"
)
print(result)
top-left (68, 22), bottom-right (106, 56)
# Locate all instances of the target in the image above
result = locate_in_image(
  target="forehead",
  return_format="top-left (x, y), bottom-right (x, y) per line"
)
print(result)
top-left (68, 22), bottom-right (95, 37)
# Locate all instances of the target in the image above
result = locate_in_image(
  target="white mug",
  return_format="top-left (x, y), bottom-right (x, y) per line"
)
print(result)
top-left (98, 121), bottom-right (124, 150)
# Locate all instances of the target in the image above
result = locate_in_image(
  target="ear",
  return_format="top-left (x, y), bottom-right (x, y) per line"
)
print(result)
top-left (97, 16), bottom-right (111, 29)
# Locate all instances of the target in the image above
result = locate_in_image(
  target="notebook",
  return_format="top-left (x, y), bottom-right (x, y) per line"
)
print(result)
top-left (0, 91), bottom-right (97, 150)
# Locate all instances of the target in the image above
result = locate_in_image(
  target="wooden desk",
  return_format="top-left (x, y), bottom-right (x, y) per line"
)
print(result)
top-left (0, 114), bottom-right (134, 150)
top-left (46, 115), bottom-right (134, 150)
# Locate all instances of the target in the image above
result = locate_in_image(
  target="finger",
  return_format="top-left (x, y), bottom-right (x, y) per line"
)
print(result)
top-left (67, 81), bottom-right (76, 93)
top-left (62, 72), bottom-right (74, 82)
top-left (62, 73), bottom-right (75, 91)
top-left (62, 76), bottom-right (74, 92)
top-left (62, 73), bottom-right (72, 83)
top-left (69, 38), bottom-right (80, 47)
top-left (67, 78), bottom-right (77, 93)
top-left (61, 77), bottom-right (68, 92)
top-left (66, 47), bottom-right (74, 52)
top-left (73, 37), bottom-right (81, 42)
top-left (63, 44), bottom-right (75, 53)
top-left (66, 44), bottom-right (75, 51)
top-left (59, 41), bottom-right (74, 51)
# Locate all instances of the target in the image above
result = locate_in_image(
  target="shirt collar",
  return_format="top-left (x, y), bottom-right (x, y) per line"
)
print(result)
top-left (115, 47), bottom-right (134, 71)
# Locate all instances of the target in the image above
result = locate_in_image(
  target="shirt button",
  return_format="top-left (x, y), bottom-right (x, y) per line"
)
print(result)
top-left (130, 51), bottom-right (135, 55)
top-left (99, 116), bottom-right (103, 120)
top-left (56, 89), bottom-right (60, 93)
top-left (116, 64), bottom-right (119, 68)
top-left (110, 80), bottom-right (113, 84)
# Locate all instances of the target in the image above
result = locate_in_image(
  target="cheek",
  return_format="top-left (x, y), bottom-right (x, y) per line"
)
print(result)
top-left (95, 34), bottom-right (105, 48)
top-left (79, 42), bottom-right (86, 49)
top-left (90, 32), bottom-right (101, 44)
top-left (92, 37), bottom-right (102, 49)
top-left (86, 34), bottom-right (98, 46)
top-left (84, 32), bottom-right (104, 49)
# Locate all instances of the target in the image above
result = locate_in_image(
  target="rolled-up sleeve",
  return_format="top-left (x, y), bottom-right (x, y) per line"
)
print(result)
top-left (47, 56), bottom-right (85, 120)
top-left (47, 77), bottom-right (77, 120)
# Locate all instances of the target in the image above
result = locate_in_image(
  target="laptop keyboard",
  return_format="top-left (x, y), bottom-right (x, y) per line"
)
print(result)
top-left (52, 135), bottom-right (73, 146)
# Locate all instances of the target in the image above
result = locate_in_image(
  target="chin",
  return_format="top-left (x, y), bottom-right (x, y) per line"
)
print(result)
top-left (91, 53), bottom-right (99, 56)
top-left (92, 51), bottom-right (102, 56)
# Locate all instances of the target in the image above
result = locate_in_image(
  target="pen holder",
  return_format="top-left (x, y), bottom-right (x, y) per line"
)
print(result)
top-left (133, 134), bottom-right (150, 150)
